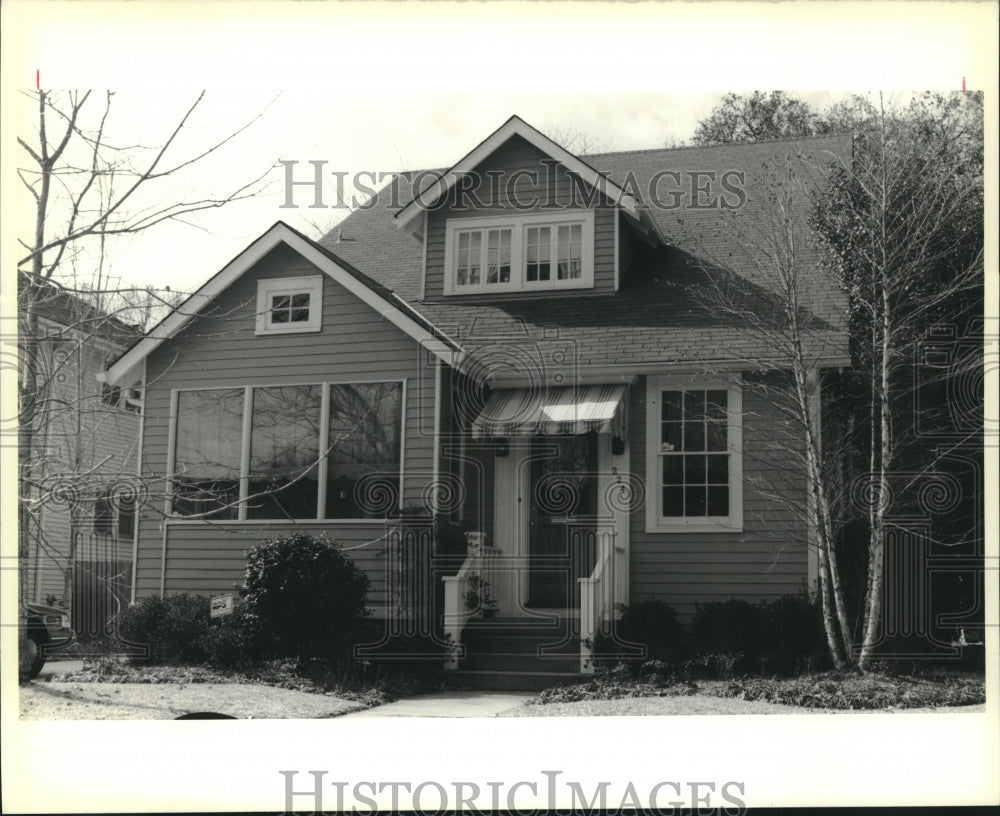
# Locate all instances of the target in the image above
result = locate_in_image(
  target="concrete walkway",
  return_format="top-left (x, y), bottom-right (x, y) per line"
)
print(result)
top-left (339, 691), bottom-right (534, 718)
top-left (37, 659), bottom-right (84, 680)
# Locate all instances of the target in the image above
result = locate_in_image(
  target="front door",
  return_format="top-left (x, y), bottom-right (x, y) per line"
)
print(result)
top-left (526, 434), bottom-right (598, 608)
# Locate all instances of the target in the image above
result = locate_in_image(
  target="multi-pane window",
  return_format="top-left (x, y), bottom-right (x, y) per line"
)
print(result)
top-left (556, 224), bottom-right (583, 280)
top-left (646, 378), bottom-right (742, 531)
top-left (255, 277), bottom-right (323, 334)
top-left (526, 226), bottom-right (551, 282)
top-left (101, 383), bottom-right (142, 414)
top-left (456, 228), bottom-right (512, 288)
top-left (171, 381), bottom-right (403, 520)
top-left (269, 292), bottom-right (311, 325)
top-left (659, 389), bottom-right (729, 517)
top-left (445, 213), bottom-right (594, 294)
top-left (485, 229), bottom-right (512, 284)
top-left (94, 489), bottom-right (137, 537)
top-left (456, 231), bottom-right (482, 286)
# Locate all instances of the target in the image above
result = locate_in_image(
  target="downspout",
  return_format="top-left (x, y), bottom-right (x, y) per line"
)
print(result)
top-left (432, 359), bottom-right (442, 502)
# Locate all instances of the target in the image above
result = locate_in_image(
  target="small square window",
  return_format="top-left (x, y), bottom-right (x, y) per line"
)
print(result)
top-left (256, 277), bottom-right (323, 335)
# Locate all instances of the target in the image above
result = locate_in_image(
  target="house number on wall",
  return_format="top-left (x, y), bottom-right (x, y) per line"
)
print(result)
top-left (611, 466), bottom-right (627, 500)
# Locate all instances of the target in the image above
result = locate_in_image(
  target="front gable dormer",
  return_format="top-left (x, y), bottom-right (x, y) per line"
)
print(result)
top-left (394, 116), bottom-right (662, 301)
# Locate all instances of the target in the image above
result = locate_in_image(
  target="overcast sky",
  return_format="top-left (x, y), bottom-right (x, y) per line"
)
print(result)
top-left (4, 2), bottom-right (993, 300)
top-left (14, 87), bottom-right (858, 294)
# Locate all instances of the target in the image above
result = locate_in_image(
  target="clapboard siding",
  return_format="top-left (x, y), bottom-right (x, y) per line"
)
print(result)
top-left (31, 338), bottom-right (138, 605)
top-left (617, 216), bottom-right (641, 287)
top-left (424, 135), bottom-right (617, 301)
top-left (628, 375), bottom-right (809, 619)
top-left (134, 243), bottom-right (435, 602)
top-left (157, 523), bottom-right (391, 606)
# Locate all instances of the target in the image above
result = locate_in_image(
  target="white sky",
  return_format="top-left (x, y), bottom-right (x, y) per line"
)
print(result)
top-left (2, 2), bottom-right (998, 813)
top-left (14, 86), bottom-right (859, 295)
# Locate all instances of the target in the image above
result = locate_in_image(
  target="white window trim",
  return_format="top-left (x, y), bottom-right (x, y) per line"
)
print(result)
top-left (168, 378), bottom-right (405, 522)
top-left (644, 374), bottom-right (743, 533)
top-left (255, 276), bottom-right (323, 335)
top-left (443, 211), bottom-right (595, 295)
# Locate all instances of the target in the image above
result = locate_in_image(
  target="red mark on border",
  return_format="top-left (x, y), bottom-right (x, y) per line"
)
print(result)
top-left (962, 76), bottom-right (966, 92)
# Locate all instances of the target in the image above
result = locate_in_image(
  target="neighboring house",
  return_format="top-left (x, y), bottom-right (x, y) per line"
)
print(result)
top-left (20, 280), bottom-right (142, 633)
top-left (103, 117), bottom-right (853, 685)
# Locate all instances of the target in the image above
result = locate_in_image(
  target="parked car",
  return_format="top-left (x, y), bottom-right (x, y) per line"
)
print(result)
top-left (20, 603), bottom-right (72, 679)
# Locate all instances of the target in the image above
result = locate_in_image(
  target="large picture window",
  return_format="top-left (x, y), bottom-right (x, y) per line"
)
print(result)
top-left (172, 388), bottom-right (245, 519)
top-left (170, 381), bottom-right (403, 521)
top-left (326, 383), bottom-right (402, 518)
top-left (444, 212), bottom-right (594, 294)
top-left (645, 376), bottom-right (742, 532)
top-left (247, 385), bottom-right (322, 520)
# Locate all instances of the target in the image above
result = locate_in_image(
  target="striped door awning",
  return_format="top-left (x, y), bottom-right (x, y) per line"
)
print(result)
top-left (471, 384), bottom-right (628, 439)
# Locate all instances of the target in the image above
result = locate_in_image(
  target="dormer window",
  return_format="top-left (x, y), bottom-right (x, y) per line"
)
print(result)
top-left (255, 276), bottom-right (323, 334)
top-left (444, 212), bottom-right (594, 295)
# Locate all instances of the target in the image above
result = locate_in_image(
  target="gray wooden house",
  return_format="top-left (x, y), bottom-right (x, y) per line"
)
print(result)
top-left (103, 117), bottom-right (852, 686)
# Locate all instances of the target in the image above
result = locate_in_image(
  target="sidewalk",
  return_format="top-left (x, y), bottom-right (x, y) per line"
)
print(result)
top-left (339, 691), bottom-right (534, 718)
top-left (37, 660), bottom-right (84, 680)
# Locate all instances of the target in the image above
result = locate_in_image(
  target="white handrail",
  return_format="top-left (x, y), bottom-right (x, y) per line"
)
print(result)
top-left (579, 523), bottom-right (617, 674)
top-left (441, 542), bottom-right (499, 669)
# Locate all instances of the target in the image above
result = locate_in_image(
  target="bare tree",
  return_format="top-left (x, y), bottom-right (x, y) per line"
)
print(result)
top-left (812, 92), bottom-right (984, 669)
top-left (16, 89), bottom-right (271, 676)
top-left (674, 154), bottom-right (856, 669)
top-left (682, 91), bottom-right (984, 671)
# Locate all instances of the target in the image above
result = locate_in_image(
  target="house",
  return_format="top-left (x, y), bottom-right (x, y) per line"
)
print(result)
top-left (18, 279), bottom-right (142, 635)
top-left (103, 117), bottom-right (852, 687)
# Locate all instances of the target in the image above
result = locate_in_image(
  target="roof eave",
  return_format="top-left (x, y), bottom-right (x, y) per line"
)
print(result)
top-left (104, 221), bottom-right (463, 386)
top-left (393, 115), bottom-right (639, 236)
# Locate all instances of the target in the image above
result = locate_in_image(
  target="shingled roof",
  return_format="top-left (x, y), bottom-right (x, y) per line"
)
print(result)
top-left (318, 131), bottom-right (854, 377)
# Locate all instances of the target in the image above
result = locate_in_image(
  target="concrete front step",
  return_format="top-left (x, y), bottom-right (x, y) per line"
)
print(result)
top-left (458, 619), bottom-right (583, 677)
top-left (462, 634), bottom-right (579, 655)
top-left (461, 618), bottom-right (576, 638)
top-left (461, 651), bottom-right (582, 674)
top-left (448, 670), bottom-right (585, 692)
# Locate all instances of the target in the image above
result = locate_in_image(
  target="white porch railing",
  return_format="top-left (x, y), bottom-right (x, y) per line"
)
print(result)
top-left (578, 521), bottom-right (625, 674)
top-left (441, 540), bottom-right (499, 669)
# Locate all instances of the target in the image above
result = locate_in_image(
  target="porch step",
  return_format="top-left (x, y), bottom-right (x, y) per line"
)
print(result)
top-left (448, 670), bottom-right (585, 692)
top-left (460, 616), bottom-right (576, 638)
top-left (455, 617), bottom-right (584, 681)
top-left (461, 651), bottom-right (580, 674)
top-left (463, 633), bottom-right (577, 653)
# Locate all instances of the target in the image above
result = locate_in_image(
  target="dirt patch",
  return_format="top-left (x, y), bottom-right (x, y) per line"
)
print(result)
top-left (19, 681), bottom-right (366, 720)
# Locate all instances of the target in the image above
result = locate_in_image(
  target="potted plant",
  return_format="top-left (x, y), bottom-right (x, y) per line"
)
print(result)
top-left (463, 574), bottom-right (498, 618)
top-left (465, 531), bottom-right (487, 555)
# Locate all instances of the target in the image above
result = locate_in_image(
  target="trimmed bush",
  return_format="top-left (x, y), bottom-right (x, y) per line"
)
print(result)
top-left (240, 532), bottom-right (370, 660)
top-left (593, 600), bottom-right (685, 676)
top-left (690, 595), bottom-right (829, 676)
top-left (116, 594), bottom-right (211, 664)
top-left (618, 600), bottom-right (686, 661)
top-left (195, 605), bottom-right (255, 669)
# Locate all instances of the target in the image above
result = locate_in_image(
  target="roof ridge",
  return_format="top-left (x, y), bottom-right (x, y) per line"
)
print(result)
top-left (582, 130), bottom-right (855, 160)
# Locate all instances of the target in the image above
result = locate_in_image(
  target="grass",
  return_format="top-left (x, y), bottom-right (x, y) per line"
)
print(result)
top-left (531, 665), bottom-right (985, 711)
top-left (716, 669), bottom-right (985, 710)
top-left (57, 655), bottom-right (465, 709)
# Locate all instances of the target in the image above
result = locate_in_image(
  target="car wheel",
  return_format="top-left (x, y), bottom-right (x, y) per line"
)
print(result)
top-left (19, 629), bottom-right (47, 680)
